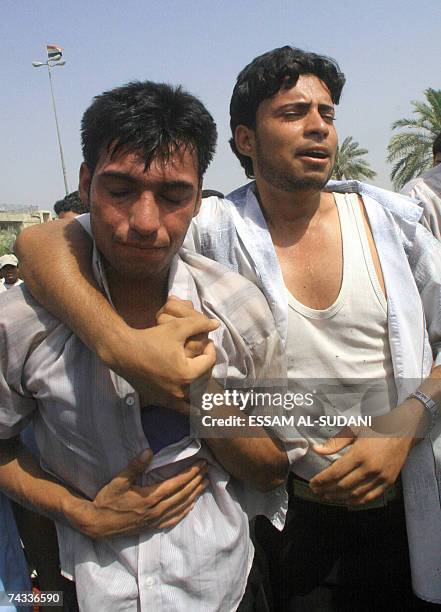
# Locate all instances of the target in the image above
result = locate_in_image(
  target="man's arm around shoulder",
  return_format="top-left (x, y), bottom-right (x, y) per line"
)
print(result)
top-left (15, 220), bottom-right (219, 398)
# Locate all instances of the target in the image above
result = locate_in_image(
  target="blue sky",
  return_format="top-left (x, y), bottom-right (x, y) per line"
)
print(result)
top-left (1, 0), bottom-right (440, 208)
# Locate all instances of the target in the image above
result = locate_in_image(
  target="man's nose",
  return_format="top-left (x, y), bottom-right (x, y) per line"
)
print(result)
top-left (304, 108), bottom-right (329, 138)
top-left (129, 194), bottom-right (161, 236)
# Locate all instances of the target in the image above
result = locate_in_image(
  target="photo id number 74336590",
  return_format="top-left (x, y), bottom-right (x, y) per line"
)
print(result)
top-left (0, 591), bottom-right (63, 607)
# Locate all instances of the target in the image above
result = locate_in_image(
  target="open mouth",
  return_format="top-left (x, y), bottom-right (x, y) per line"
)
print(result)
top-left (298, 150), bottom-right (329, 160)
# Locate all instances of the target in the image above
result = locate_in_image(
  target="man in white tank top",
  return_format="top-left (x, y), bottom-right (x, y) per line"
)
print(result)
top-left (226, 47), bottom-right (438, 610)
top-left (14, 48), bottom-right (441, 609)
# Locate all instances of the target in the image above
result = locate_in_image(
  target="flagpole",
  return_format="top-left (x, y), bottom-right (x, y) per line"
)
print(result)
top-left (32, 45), bottom-right (69, 196)
top-left (46, 63), bottom-right (69, 195)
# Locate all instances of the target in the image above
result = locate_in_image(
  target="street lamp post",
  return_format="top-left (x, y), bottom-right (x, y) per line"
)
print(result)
top-left (32, 50), bottom-right (69, 195)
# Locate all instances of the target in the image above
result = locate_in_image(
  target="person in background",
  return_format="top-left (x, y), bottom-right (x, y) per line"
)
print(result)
top-left (0, 251), bottom-right (64, 611)
top-left (54, 191), bottom-right (88, 220)
top-left (401, 133), bottom-right (441, 239)
top-left (0, 493), bottom-right (32, 612)
top-left (0, 255), bottom-right (23, 293)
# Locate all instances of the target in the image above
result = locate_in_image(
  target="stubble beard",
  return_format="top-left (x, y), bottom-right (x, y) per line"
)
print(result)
top-left (255, 137), bottom-right (332, 193)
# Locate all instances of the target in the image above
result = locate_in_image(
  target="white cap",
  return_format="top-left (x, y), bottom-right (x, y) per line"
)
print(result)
top-left (0, 254), bottom-right (18, 269)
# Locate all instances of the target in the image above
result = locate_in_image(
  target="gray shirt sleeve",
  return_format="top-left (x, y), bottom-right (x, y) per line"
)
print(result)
top-left (0, 287), bottom-right (60, 438)
top-left (408, 222), bottom-right (441, 364)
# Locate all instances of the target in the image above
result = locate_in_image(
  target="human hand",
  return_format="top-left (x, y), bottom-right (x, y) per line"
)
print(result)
top-left (114, 300), bottom-right (219, 400)
top-left (309, 397), bottom-right (429, 505)
top-left (73, 450), bottom-right (209, 538)
top-left (136, 296), bottom-right (219, 412)
top-left (156, 296), bottom-right (216, 359)
top-left (309, 426), bottom-right (413, 506)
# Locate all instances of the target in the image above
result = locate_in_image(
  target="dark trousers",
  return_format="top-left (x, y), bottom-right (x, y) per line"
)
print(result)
top-left (255, 494), bottom-right (440, 611)
top-left (237, 521), bottom-right (272, 612)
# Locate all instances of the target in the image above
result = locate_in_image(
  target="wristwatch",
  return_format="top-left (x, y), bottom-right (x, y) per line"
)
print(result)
top-left (409, 389), bottom-right (439, 432)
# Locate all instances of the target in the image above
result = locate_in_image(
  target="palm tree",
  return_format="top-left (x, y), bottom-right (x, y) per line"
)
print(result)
top-left (387, 88), bottom-right (441, 189)
top-left (331, 136), bottom-right (376, 181)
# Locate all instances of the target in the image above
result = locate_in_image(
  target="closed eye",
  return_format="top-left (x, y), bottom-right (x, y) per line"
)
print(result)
top-left (159, 195), bottom-right (184, 204)
top-left (109, 190), bottom-right (133, 198)
top-left (283, 111), bottom-right (303, 119)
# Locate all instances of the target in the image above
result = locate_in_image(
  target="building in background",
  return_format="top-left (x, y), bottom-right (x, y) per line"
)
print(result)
top-left (0, 207), bottom-right (52, 232)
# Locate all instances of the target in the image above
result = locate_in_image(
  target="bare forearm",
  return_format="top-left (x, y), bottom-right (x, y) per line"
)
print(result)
top-left (202, 406), bottom-right (288, 491)
top-left (16, 224), bottom-right (218, 398)
top-left (386, 366), bottom-right (441, 444)
top-left (0, 439), bottom-right (90, 532)
top-left (16, 220), bottom-right (126, 361)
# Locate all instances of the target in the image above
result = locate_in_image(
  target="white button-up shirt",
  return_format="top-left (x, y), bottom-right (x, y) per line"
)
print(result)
top-left (0, 216), bottom-right (306, 611)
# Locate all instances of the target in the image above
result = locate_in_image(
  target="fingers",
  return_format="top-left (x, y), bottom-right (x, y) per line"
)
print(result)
top-left (198, 340), bottom-right (217, 371)
top-left (310, 435), bottom-right (403, 502)
top-left (144, 461), bottom-right (208, 502)
top-left (312, 476), bottom-right (386, 505)
top-left (310, 449), bottom-right (359, 492)
top-left (155, 504), bottom-right (195, 530)
top-left (347, 484), bottom-right (387, 506)
top-left (184, 333), bottom-right (211, 358)
top-left (315, 470), bottom-right (379, 502)
top-left (108, 476), bottom-right (208, 538)
top-left (312, 426), bottom-right (357, 455)
top-left (156, 312), bottom-right (177, 326)
top-left (128, 468), bottom-right (209, 534)
top-left (109, 449), bottom-right (153, 491)
top-left (156, 297), bottom-right (196, 323)
top-left (153, 479), bottom-right (209, 530)
top-left (173, 316), bottom-right (219, 342)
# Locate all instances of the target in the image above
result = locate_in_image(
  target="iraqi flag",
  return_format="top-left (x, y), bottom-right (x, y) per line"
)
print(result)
top-left (46, 44), bottom-right (63, 61)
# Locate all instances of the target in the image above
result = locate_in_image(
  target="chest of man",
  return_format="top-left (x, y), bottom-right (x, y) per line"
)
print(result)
top-left (275, 193), bottom-right (385, 309)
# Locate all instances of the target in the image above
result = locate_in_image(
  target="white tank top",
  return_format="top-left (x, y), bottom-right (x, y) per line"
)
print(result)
top-left (285, 192), bottom-right (397, 479)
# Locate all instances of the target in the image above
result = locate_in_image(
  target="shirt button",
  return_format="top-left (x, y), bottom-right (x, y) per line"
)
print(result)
top-left (146, 576), bottom-right (154, 588)
top-left (125, 395), bottom-right (135, 406)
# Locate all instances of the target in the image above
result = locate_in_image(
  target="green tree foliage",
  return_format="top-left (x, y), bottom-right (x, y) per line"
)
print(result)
top-left (387, 88), bottom-right (441, 189)
top-left (0, 228), bottom-right (19, 257)
top-left (331, 136), bottom-right (376, 181)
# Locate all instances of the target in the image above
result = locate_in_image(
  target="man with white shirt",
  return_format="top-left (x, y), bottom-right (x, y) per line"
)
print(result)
top-left (401, 133), bottom-right (441, 239)
top-left (0, 255), bottom-right (23, 292)
top-left (0, 80), bottom-right (292, 611)
top-left (15, 48), bottom-right (441, 609)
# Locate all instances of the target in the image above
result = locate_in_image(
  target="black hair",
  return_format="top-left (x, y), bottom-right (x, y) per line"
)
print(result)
top-left (81, 81), bottom-right (217, 180)
top-left (201, 189), bottom-right (225, 198)
top-left (433, 133), bottom-right (441, 158)
top-left (54, 191), bottom-right (88, 216)
top-left (229, 46), bottom-right (346, 178)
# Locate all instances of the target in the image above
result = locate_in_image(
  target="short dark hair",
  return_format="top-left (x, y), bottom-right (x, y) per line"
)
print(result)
top-left (229, 46), bottom-right (346, 178)
top-left (81, 81), bottom-right (217, 180)
top-left (433, 133), bottom-right (441, 158)
top-left (54, 191), bottom-right (88, 216)
top-left (201, 189), bottom-right (225, 198)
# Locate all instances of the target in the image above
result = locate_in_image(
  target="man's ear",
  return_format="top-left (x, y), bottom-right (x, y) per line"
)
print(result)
top-left (193, 186), bottom-right (203, 217)
top-left (234, 125), bottom-right (256, 158)
top-left (79, 163), bottom-right (92, 208)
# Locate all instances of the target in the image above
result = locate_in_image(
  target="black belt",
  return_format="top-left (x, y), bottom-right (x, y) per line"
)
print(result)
top-left (290, 474), bottom-right (402, 511)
